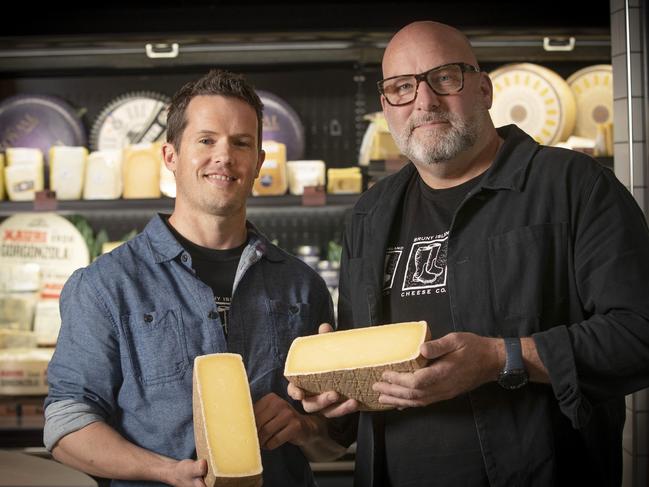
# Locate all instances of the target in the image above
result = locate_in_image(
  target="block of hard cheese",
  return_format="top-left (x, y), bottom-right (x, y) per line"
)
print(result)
top-left (284, 321), bottom-right (430, 410)
top-left (193, 353), bottom-right (262, 487)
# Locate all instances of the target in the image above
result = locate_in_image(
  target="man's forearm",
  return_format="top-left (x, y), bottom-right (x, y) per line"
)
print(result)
top-left (52, 421), bottom-right (177, 483)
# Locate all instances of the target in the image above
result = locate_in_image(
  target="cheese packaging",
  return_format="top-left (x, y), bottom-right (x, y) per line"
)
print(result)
top-left (286, 160), bottom-right (325, 195)
top-left (327, 167), bottom-right (362, 194)
top-left (284, 321), bottom-right (430, 410)
top-left (4, 148), bottom-right (44, 201)
top-left (122, 142), bottom-right (162, 199)
top-left (32, 299), bottom-right (61, 346)
top-left (193, 353), bottom-right (262, 487)
top-left (252, 141), bottom-right (287, 196)
top-left (83, 150), bottom-right (122, 200)
top-left (0, 347), bottom-right (54, 395)
top-left (49, 146), bottom-right (87, 200)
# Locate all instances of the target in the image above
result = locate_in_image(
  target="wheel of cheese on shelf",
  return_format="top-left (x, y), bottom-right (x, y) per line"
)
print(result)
top-left (257, 90), bottom-right (305, 161)
top-left (566, 64), bottom-right (613, 139)
top-left (0, 213), bottom-right (89, 299)
top-left (90, 91), bottom-right (170, 151)
top-left (0, 94), bottom-right (86, 165)
top-left (489, 63), bottom-right (576, 145)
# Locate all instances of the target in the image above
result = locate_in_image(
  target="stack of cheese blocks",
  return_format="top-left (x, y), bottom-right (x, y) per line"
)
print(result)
top-left (3, 148), bottom-right (44, 201)
top-left (193, 353), bottom-right (263, 487)
top-left (284, 321), bottom-right (430, 410)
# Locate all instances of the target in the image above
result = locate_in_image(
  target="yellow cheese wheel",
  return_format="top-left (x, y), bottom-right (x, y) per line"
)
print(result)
top-left (566, 64), bottom-right (613, 139)
top-left (285, 321), bottom-right (430, 410)
top-left (489, 63), bottom-right (576, 145)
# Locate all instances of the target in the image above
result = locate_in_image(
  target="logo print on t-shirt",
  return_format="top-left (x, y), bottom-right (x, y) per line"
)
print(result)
top-left (403, 235), bottom-right (448, 291)
top-left (214, 296), bottom-right (232, 335)
top-left (383, 249), bottom-right (403, 291)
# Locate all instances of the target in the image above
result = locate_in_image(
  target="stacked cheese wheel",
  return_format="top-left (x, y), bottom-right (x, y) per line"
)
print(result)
top-left (489, 63), bottom-right (576, 145)
top-left (566, 64), bottom-right (613, 139)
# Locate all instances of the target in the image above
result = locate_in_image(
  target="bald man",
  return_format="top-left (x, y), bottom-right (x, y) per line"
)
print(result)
top-left (290, 21), bottom-right (649, 487)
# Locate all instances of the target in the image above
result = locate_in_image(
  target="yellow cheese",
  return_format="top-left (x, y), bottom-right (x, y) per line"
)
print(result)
top-left (4, 148), bottom-right (44, 201)
top-left (252, 141), bottom-right (287, 196)
top-left (49, 146), bottom-right (87, 200)
top-left (122, 142), bottom-right (162, 199)
top-left (284, 321), bottom-right (430, 410)
top-left (193, 353), bottom-right (262, 487)
top-left (327, 167), bottom-right (362, 194)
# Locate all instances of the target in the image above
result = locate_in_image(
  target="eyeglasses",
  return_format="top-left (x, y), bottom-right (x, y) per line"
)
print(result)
top-left (377, 62), bottom-right (480, 107)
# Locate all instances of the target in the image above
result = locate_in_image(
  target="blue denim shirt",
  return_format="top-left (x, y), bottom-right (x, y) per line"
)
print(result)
top-left (44, 214), bottom-right (334, 487)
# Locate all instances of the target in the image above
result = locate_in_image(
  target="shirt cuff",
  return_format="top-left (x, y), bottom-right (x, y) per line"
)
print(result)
top-left (533, 325), bottom-right (593, 428)
top-left (43, 399), bottom-right (105, 451)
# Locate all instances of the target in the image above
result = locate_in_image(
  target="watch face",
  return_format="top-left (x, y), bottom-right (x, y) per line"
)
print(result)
top-left (498, 369), bottom-right (529, 390)
top-left (90, 91), bottom-right (170, 151)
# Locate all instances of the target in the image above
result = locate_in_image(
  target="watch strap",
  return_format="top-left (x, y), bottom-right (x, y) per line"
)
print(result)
top-left (504, 337), bottom-right (524, 371)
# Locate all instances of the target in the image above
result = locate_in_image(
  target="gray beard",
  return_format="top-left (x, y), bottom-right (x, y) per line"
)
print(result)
top-left (390, 109), bottom-right (482, 164)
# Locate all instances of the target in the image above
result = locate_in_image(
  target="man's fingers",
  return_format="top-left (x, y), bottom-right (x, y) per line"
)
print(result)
top-left (372, 380), bottom-right (426, 400)
top-left (319, 398), bottom-right (359, 418)
top-left (287, 382), bottom-right (304, 401)
top-left (318, 323), bottom-right (334, 334)
top-left (300, 391), bottom-right (340, 413)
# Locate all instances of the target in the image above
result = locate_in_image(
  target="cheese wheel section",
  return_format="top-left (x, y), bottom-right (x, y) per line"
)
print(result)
top-left (193, 353), bottom-right (262, 487)
top-left (489, 63), bottom-right (576, 145)
top-left (284, 321), bottom-right (430, 410)
top-left (566, 64), bottom-right (613, 139)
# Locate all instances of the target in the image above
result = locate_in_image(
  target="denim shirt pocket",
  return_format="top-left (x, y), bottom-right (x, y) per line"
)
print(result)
top-left (120, 308), bottom-right (190, 385)
top-left (267, 299), bottom-right (311, 364)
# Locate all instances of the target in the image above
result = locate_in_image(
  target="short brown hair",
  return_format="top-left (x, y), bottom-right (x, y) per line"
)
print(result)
top-left (166, 69), bottom-right (264, 150)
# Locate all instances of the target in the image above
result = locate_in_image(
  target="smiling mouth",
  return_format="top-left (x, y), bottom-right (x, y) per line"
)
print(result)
top-left (205, 174), bottom-right (237, 182)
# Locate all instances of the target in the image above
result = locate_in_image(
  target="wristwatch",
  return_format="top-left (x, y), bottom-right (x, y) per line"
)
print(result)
top-left (497, 337), bottom-right (529, 390)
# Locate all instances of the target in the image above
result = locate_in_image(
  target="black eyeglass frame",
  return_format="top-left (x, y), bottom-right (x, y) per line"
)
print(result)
top-left (377, 62), bottom-right (481, 107)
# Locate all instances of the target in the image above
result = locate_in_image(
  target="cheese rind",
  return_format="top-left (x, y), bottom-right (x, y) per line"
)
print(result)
top-left (193, 353), bottom-right (262, 487)
top-left (284, 321), bottom-right (430, 410)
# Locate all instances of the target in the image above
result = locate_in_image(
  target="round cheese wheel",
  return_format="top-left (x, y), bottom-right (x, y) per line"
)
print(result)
top-left (489, 63), bottom-right (576, 145)
top-left (566, 65), bottom-right (613, 139)
top-left (0, 94), bottom-right (86, 164)
top-left (257, 90), bottom-right (305, 161)
top-left (0, 213), bottom-right (89, 298)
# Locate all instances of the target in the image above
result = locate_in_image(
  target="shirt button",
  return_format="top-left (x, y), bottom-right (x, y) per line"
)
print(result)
top-left (143, 314), bottom-right (153, 323)
top-left (208, 311), bottom-right (218, 319)
top-left (181, 253), bottom-right (188, 263)
top-left (289, 305), bottom-right (299, 314)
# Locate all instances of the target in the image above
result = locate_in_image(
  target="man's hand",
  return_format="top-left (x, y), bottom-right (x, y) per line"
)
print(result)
top-left (372, 332), bottom-right (502, 408)
top-left (254, 393), bottom-right (318, 450)
top-left (165, 459), bottom-right (207, 487)
top-left (286, 323), bottom-right (360, 418)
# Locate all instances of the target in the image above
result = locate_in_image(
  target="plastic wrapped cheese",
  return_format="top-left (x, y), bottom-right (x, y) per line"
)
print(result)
top-left (252, 141), bottom-right (287, 196)
top-left (49, 146), bottom-right (87, 200)
top-left (122, 142), bottom-right (162, 199)
top-left (83, 150), bottom-right (122, 200)
top-left (4, 148), bottom-right (44, 201)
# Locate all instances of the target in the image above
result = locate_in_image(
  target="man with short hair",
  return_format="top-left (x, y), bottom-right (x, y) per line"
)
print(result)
top-left (45, 69), bottom-right (342, 487)
top-left (290, 21), bottom-right (649, 486)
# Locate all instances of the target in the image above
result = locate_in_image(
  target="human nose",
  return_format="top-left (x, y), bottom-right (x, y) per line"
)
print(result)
top-left (414, 79), bottom-right (441, 110)
top-left (212, 138), bottom-right (234, 165)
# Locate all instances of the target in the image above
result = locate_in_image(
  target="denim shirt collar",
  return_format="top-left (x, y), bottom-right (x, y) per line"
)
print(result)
top-left (143, 214), bottom-right (286, 266)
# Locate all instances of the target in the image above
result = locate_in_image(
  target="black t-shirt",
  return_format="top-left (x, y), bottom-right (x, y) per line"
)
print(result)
top-left (382, 173), bottom-right (489, 487)
top-left (164, 218), bottom-right (245, 337)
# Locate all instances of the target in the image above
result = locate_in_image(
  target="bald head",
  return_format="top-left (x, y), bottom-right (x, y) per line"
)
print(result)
top-left (382, 21), bottom-right (478, 78)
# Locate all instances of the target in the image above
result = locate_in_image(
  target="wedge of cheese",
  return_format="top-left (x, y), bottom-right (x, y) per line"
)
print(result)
top-left (193, 353), bottom-right (262, 487)
top-left (284, 321), bottom-right (430, 410)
